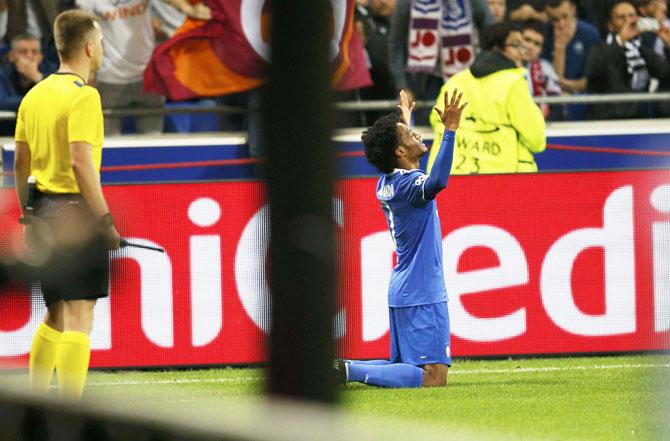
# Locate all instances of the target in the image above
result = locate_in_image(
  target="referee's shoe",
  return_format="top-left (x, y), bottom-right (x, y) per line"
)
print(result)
top-left (333, 358), bottom-right (349, 385)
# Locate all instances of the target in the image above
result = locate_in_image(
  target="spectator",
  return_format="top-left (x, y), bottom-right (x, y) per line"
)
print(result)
top-left (576, 0), bottom-right (618, 37)
top-left (428, 21), bottom-right (546, 174)
top-left (0, 1), bottom-right (7, 45)
top-left (643, 0), bottom-right (669, 29)
top-left (4, 0), bottom-right (70, 67)
top-left (75, 0), bottom-right (209, 135)
top-left (543, 0), bottom-right (601, 119)
top-left (164, 0), bottom-right (211, 20)
top-left (488, 0), bottom-right (507, 22)
top-left (635, 0), bottom-right (670, 57)
top-left (507, 0), bottom-right (547, 22)
top-left (520, 19), bottom-right (562, 118)
top-left (389, 0), bottom-right (495, 126)
top-left (150, 0), bottom-right (210, 43)
top-left (634, 0), bottom-right (670, 116)
top-left (150, 0), bottom-right (186, 43)
top-left (355, 0), bottom-right (398, 123)
top-left (75, 0), bottom-right (165, 135)
top-left (0, 34), bottom-right (53, 111)
top-left (585, 0), bottom-right (670, 119)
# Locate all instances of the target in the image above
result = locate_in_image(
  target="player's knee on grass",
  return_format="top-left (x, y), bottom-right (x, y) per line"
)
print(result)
top-left (422, 363), bottom-right (448, 387)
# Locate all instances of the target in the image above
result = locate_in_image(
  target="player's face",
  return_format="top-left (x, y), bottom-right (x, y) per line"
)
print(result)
top-left (396, 123), bottom-right (427, 159)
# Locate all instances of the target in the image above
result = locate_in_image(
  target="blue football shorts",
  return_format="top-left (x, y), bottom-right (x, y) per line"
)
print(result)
top-left (389, 301), bottom-right (452, 367)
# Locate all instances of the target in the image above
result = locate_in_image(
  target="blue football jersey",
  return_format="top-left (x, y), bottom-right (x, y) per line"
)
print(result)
top-left (376, 168), bottom-right (447, 307)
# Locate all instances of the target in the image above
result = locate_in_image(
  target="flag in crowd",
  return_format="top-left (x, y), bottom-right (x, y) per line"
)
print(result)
top-left (145, 0), bottom-right (372, 100)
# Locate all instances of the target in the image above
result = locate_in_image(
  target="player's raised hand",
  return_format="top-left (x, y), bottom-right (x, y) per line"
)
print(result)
top-left (397, 89), bottom-right (415, 126)
top-left (433, 88), bottom-right (467, 132)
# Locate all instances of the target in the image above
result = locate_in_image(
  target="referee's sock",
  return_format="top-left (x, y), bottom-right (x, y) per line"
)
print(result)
top-left (29, 322), bottom-right (62, 394)
top-left (56, 331), bottom-right (91, 400)
top-left (347, 361), bottom-right (423, 388)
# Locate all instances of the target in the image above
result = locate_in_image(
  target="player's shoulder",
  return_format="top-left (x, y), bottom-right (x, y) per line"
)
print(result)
top-left (397, 168), bottom-right (427, 186)
top-left (378, 169), bottom-right (427, 197)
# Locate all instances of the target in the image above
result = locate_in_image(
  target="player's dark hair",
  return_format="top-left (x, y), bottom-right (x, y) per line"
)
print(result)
top-left (519, 19), bottom-right (547, 37)
top-left (362, 113), bottom-right (400, 174)
top-left (482, 21), bottom-right (522, 51)
top-left (53, 10), bottom-right (98, 62)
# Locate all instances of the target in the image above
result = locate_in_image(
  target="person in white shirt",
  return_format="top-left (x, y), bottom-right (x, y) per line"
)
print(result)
top-left (150, 0), bottom-right (185, 43)
top-left (76, 0), bottom-right (211, 135)
top-left (76, 0), bottom-right (164, 135)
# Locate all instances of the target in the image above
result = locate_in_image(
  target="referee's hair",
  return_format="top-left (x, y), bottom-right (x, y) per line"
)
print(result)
top-left (362, 113), bottom-right (400, 174)
top-left (53, 10), bottom-right (98, 62)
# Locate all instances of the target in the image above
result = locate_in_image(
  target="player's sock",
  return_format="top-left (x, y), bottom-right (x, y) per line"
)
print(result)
top-left (346, 359), bottom-right (392, 366)
top-left (347, 361), bottom-right (423, 388)
top-left (56, 331), bottom-right (91, 400)
top-left (29, 322), bottom-right (62, 394)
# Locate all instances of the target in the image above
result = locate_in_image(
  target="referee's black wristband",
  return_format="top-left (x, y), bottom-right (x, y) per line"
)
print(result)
top-left (97, 213), bottom-right (114, 228)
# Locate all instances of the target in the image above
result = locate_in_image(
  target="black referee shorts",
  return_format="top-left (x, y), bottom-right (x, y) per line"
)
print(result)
top-left (31, 191), bottom-right (109, 308)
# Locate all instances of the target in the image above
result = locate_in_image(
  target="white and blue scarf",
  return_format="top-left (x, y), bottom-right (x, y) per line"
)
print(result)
top-left (407, 0), bottom-right (475, 80)
top-left (607, 32), bottom-right (649, 92)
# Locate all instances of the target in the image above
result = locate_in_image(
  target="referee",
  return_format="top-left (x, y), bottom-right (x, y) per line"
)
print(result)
top-left (13, 10), bottom-right (120, 400)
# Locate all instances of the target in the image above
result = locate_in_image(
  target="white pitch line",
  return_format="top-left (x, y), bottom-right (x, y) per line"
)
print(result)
top-left (449, 363), bottom-right (670, 375)
top-left (86, 377), bottom-right (263, 387)
top-left (83, 363), bottom-right (669, 387)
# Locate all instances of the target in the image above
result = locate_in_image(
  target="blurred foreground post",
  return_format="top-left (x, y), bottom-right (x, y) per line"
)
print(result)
top-left (264, 0), bottom-right (336, 401)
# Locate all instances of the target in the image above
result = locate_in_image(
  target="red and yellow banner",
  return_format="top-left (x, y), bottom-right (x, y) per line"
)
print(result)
top-left (144, 0), bottom-right (372, 100)
top-left (1, 170), bottom-right (669, 367)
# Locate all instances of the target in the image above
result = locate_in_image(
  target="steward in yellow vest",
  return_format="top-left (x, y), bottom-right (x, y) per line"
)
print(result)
top-left (428, 22), bottom-right (546, 174)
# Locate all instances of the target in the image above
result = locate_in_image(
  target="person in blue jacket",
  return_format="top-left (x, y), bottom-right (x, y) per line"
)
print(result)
top-left (0, 34), bottom-right (53, 111)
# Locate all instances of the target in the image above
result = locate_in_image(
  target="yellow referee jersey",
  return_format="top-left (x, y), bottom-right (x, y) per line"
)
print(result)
top-left (14, 73), bottom-right (104, 194)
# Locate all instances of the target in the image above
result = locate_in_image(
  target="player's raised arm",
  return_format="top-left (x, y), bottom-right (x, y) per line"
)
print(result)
top-left (397, 89), bottom-right (415, 127)
top-left (423, 89), bottom-right (467, 200)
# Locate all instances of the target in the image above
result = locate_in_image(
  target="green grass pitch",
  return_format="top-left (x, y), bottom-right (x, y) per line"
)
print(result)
top-left (3, 354), bottom-right (668, 440)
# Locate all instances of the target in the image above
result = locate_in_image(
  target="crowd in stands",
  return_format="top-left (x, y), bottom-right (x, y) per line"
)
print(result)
top-left (0, 0), bottom-right (670, 138)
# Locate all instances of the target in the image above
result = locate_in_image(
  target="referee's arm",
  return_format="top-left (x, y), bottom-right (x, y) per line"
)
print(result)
top-left (70, 141), bottom-right (121, 249)
top-left (13, 141), bottom-right (31, 217)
